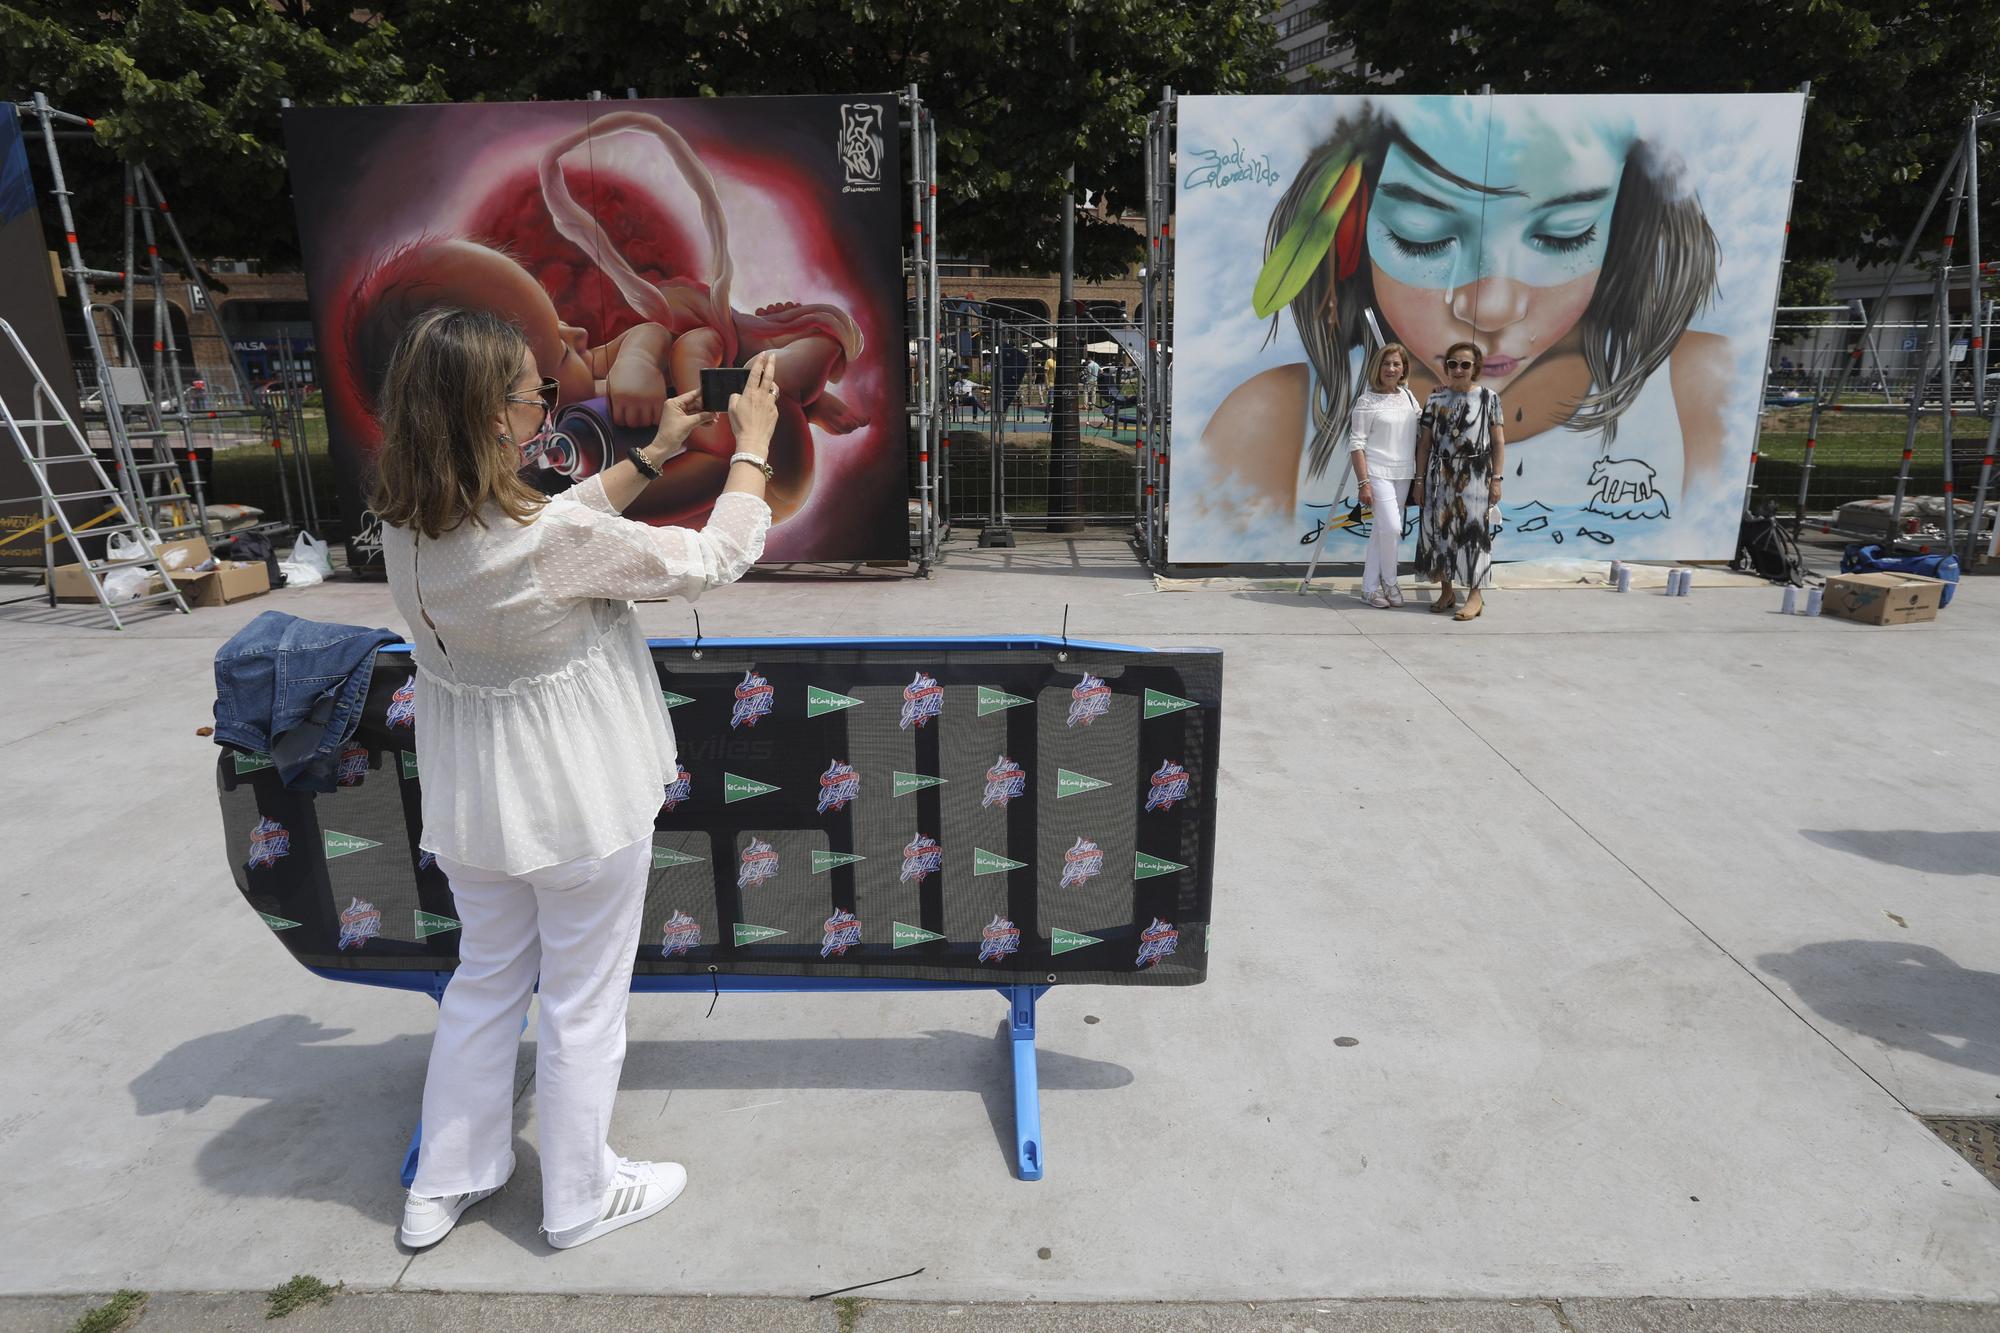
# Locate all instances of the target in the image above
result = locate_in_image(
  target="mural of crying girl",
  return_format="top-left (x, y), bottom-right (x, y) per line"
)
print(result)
top-left (1202, 98), bottom-right (1735, 526)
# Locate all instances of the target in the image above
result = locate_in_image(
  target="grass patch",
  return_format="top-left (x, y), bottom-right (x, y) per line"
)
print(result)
top-left (1755, 414), bottom-right (1997, 514)
top-left (265, 1274), bottom-right (341, 1319)
top-left (69, 1290), bottom-right (146, 1333)
top-left (834, 1296), bottom-right (864, 1333)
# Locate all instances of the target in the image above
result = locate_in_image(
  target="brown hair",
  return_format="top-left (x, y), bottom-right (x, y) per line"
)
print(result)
top-left (1366, 341), bottom-right (1413, 392)
top-left (370, 307), bottom-right (547, 538)
top-left (1443, 341), bottom-right (1484, 378)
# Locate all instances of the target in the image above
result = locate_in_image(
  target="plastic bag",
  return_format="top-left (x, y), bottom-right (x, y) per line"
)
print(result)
top-left (290, 532), bottom-right (334, 576)
top-left (105, 527), bottom-right (162, 566)
top-left (275, 560), bottom-right (324, 589)
top-left (102, 567), bottom-right (152, 602)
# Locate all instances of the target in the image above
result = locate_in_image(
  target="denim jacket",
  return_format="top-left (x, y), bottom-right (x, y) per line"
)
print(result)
top-left (213, 611), bottom-right (404, 791)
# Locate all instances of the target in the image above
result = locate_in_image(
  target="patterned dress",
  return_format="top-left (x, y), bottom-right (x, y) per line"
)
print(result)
top-left (1415, 385), bottom-right (1501, 589)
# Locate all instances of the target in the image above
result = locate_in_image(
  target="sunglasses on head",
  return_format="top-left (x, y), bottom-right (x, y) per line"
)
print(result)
top-left (1443, 358), bottom-right (1475, 372)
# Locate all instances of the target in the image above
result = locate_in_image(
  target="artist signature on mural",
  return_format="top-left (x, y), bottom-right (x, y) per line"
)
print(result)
top-left (1183, 140), bottom-right (1280, 192)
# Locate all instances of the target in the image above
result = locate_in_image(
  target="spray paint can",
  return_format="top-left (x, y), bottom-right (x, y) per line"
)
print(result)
top-left (1781, 585), bottom-right (1798, 614)
top-left (1676, 569), bottom-right (1693, 597)
top-left (1805, 587), bottom-right (1824, 616)
top-left (1609, 560), bottom-right (1624, 585)
top-left (1663, 569), bottom-right (1679, 596)
top-left (1615, 566), bottom-right (1633, 593)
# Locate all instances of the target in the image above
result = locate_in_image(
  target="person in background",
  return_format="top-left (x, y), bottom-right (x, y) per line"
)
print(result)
top-left (1411, 339), bottom-right (1505, 621)
top-left (374, 306), bottom-right (781, 1252)
top-left (1346, 341), bottom-right (1421, 608)
top-left (1083, 355), bottom-right (1101, 409)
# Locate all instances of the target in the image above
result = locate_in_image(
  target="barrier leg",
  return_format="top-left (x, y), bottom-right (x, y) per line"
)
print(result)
top-left (1003, 984), bottom-right (1048, 1181)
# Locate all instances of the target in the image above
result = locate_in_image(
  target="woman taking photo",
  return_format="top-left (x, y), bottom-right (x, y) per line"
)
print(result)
top-left (1412, 340), bottom-right (1505, 621)
top-left (1345, 341), bottom-right (1420, 607)
top-left (374, 306), bottom-right (781, 1252)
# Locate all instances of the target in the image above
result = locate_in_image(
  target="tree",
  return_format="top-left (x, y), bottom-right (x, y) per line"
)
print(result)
top-left (1309, 0), bottom-right (2000, 268)
top-left (0, 1), bottom-right (441, 266)
top-left (5, 1), bottom-right (1284, 278)
top-left (377, 0), bottom-right (1289, 279)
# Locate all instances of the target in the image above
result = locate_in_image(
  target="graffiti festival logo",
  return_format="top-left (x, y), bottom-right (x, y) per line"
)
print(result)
top-left (838, 103), bottom-right (885, 192)
top-left (660, 766), bottom-right (693, 812)
top-left (900, 833), bottom-right (943, 884)
top-left (1136, 917), bottom-right (1181, 969)
top-left (1145, 759), bottom-right (1191, 812)
top-left (246, 816), bottom-right (291, 870)
top-left (737, 837), bottom-right (780, 890)
top-left (731, 669), bottom-right (776, 729)
top-left (900, 671), bottom-right (943, 730)
top-left (660, 910), bottom-right (702, 958)
top-left (338, 897), bottom-right (382, 951)
top-left (818, 760), bottom-right (861, 814)
top-left (386, 676), bottom-right (417, 729)
top-left (336, 745), bottom-right (369, 788)
top-left (979, 914), bottom-right (1022, 963)
top-left (821, 907), bottom-right (864, 957)
top-left (983, 755), bottom-right (1027, 809)
top-left (1060, 835), bottom-right (1104, 889)
top-left (1067, 672), bottom-right (1112, 728)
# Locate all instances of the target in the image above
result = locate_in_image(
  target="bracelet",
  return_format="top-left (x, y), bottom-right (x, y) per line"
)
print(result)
top-left (625, 445), bottom-right (661, 480)
top-left (729, 450), bottom-right (775, 479)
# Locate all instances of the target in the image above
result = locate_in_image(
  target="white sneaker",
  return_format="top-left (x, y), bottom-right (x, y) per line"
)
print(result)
top-left (399, 1161), bottom-right (511, 1249)
top-left (545, 1158), bottom-right (687, 1250)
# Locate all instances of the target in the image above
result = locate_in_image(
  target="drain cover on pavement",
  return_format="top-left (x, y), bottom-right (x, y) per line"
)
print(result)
top-left (1922, 1118), bottom-right (2000, 1190)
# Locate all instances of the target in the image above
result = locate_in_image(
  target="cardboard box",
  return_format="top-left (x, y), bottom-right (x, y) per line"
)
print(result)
top-left (47, 562), bottom-right (165, 602)
top-left (173, 558), bottom-right (271, 607)
top-left (1821, 572), bottom-right (1947, 625)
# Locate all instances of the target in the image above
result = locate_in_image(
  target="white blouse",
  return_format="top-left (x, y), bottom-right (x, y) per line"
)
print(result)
top-left (381, 477), bottom-right (771, 875)
top-left (1347, 387), bottom-right (1421, 481)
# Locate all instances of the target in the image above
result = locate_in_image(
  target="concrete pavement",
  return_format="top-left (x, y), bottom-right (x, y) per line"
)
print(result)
top-left (2, 536), bottom-right (1996, 1308)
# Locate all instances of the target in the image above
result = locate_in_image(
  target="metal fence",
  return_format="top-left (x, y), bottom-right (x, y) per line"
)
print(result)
top-left (931, 306), bottom-right (1146, 539)
top-left (1754, 314), bottom-right (1999, 559)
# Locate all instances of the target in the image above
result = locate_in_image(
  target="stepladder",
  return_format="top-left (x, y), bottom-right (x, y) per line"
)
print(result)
top-left (0, 317), bottom-right (190, 628)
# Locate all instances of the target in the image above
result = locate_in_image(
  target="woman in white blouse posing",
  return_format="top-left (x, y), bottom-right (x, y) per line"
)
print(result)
top-left (374, 307), bottom-right (778, 1252)
top-left (1346, 342), bottom-right (1421, 608)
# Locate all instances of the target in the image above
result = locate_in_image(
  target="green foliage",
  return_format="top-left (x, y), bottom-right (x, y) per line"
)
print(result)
top-left (1310, 0), bottom-right (2000, 269)
top-left (0, 1), bottom-right (442, 263)
top-left (68, 1290), bottom-right (146, 1333)
top-left (3, 0), bottom-right (1285, 279)
top-left (264, 1273), bottom-right (340, 1319)
top-left (1780, 259), bottom-right (1839, 321)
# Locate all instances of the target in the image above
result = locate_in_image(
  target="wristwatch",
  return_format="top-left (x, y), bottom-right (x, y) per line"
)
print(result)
top-left (730, 450), bottom-right (775, 479)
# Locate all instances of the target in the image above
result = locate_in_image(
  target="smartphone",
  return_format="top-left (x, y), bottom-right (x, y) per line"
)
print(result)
top-left (700, 366), bottom-right (752, 413)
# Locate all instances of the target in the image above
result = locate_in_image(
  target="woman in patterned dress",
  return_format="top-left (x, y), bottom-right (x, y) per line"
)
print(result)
top-left (1411, 340), bottom-right (1507, 621)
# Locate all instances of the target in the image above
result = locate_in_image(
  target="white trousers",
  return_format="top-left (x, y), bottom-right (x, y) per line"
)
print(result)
top-left (1363, 476), bottom-right (1411, 595)
top-left (413, 835), bottom-right (651, 1231)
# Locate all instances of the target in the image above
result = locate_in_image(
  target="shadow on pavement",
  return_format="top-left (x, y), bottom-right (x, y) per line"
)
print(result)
top-left (1800, 829), bottom-right (2000, 878)
top-left (1756, 940), bottom-right (2000, 1078)
top-left (129, 1013), bottom-right (1133, 1223)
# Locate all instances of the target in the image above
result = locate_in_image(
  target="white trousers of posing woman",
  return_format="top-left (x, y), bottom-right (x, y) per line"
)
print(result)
top-left (1363, 477), bottom-right (1411, 596)
top-left (413, 835), bottom-right (651, 1232)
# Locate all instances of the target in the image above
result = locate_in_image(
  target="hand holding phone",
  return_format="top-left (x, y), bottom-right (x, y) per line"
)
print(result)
top-left (700, 366), bottom-right (752, 414)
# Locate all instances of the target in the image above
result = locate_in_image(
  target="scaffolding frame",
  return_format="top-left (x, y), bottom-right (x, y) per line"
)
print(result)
top-left (1821, 104), bottom-right (2000, 562)
top-left (1139, 89), bottom-right (1175, 568)
top-left (901, 86), bottom-right (942, 574)
top-left (15, 93), bottom-right (310, 553)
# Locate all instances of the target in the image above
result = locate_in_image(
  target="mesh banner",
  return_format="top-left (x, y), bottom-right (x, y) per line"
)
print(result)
top-left (218, 640), bottom-right (1220, 986)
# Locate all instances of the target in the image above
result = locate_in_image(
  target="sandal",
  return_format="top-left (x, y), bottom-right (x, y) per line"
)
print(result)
top-left (1453, 592), bottom-right (1485, 621)
top-left (1430, 590), bottom-right (1458, 614)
